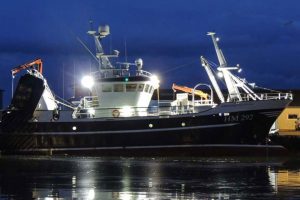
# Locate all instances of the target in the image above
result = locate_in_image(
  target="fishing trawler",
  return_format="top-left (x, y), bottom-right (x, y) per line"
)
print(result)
top-left (0, 26), bottom-right (293, 156)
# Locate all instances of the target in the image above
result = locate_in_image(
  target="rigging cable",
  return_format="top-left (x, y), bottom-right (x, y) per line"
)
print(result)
top-left (162, 60), bottom-right (198, 74)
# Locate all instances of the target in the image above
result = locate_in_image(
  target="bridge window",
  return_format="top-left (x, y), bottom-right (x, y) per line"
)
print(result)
top-left (149, 86), bottom-right (153, 93)
top-left (102, 84), bottom-right (112, 92)
top-left (144, 84), bottom-right (150, 93)
top-left (114, 84), bottom-right (124, 92)
top-left (126, 84), bottom-right (137, 92)
top-left (137, 84), bottom-right (144, 92)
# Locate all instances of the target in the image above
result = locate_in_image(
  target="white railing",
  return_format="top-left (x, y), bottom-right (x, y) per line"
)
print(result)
top-left (74, 92), bottom-right (293, 119)
top-left (91, 69), bottom-right (153, 79)
top-left (81, 96), bottom-right (99, 108)
top-left (194, 99), bottom-right (215, 106)
top-left (74, 104), bottom-right (198, 119)
top-left (136, 70), bottom-right (152, 77)
top-left (240, 93), bottom-right (293, 101)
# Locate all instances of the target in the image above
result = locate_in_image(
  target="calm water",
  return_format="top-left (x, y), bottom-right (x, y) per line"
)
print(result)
top-left (0, 156), bottom-right (299, 200)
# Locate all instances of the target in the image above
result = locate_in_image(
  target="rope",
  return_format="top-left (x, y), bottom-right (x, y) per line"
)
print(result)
top-left (253, 86), bottom-right (281, 93)
top-left (54, 94), bottom-right (76, 108)
top-left (204, 58), bottom-right (282, 93)
top-left (162, 60), bottom-right (198, 74)
top-left (205, 58), bottom-right (227, 88)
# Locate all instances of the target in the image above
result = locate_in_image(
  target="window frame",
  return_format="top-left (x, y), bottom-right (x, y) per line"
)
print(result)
top-left (102, 84), bottom-right (113, 92)
top-left (288, 114), bottom-right (298, 119)
top-left (126, 84), bottom-right (137, 92)
top-left (113, 84), bottom-right (124, 92)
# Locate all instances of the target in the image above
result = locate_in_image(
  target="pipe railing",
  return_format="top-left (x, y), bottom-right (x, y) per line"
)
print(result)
top-left (240, 93), bottom-right (293, 101)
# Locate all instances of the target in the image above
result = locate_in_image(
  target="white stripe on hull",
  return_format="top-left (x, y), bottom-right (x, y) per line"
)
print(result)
top-left (29, 123), bottom-right (239, 135)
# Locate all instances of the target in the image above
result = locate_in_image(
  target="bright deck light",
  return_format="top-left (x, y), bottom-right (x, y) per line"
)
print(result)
top-left (81, 75), bottom-right (94, 89)
top-left (121, 106), bottom-right (133, 117)
top-left (150, 75), bottom-right (160, 89)
top-left (88, 108), bottom-right (95, 116)
top-left (87, 188), bottom-right (95, 200)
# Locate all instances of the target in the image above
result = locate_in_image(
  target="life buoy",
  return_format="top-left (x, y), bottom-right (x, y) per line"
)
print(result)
top-left (112, 109), bottom-right (120, 118)
top-left (52, 109), bottom-right (60, 121)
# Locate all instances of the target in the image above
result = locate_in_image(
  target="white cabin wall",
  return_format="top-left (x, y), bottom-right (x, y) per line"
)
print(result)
top-left (90, 81), bottom-right (156, 117)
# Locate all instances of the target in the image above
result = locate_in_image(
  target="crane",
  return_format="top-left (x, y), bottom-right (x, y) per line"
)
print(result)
top-left (11, 58), bottom-right (43, 76)
top-left (172, 83), bottom-right (209, 99)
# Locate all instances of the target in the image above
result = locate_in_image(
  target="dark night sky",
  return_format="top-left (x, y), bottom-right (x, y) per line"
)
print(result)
top-left (1, 0), bottom-right (300, 106)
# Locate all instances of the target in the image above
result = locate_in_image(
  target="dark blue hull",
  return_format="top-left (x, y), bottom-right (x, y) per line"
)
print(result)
top-left (0, 108), bottom-right (286, 156)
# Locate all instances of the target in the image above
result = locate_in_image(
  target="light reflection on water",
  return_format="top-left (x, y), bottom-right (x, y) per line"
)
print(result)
top-left (0, 156), bottom-right (299, 199)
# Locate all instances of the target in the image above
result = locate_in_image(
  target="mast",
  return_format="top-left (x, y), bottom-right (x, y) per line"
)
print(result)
top-left (87, 24), bottom-right (120, 78)
top-left (87, 25), bottom-right (113, 70)
top-left (207, 32), bottom-right (227, 67)
top-left (207, 32), bottom-right (241, 101)
top-left (206, 32), bottom-right (262, 101)
top-left (200, 56), bottom-right (225, 103)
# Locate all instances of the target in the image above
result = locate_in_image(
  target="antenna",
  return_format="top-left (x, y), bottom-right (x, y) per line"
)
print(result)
top-left (89, 19), bottom-right (94, 31)
top-left (62, 62), bottom-right (65, 101)
top-left (73, 61), bottom-right (75, 98)
top-left (124, 37), bottom-right (128, 62)
top-left (110, 34), bottom-right (112, 54)
top-left (11, 74), bottom-right (14, 98)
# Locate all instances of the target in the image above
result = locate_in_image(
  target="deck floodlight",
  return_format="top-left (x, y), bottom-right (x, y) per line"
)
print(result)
top-left (81, 75), bottom-right (94, 89)
top-left (121, 106), bottom-right (133, 117)
top-left (150, 75), bottom-right (160, 89)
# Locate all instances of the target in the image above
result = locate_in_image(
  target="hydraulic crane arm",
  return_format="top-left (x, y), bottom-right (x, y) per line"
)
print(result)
top-left (172, 83), bottom-right (209, 99)
top-left (11, 58), bottom-right (43, 76)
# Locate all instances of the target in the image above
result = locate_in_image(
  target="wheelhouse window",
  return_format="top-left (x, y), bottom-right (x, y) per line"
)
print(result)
top-left (144, 84), bottom-right (150, 93)
top-left (126, 84), bottom-right (137, 92)
top-left (114, 84), bottom-right (124, 92)
top-left (137, 84), bottom-right (144, 92)
top-left (149, 86), bottom-right (153, 93)
top-left (102, 84), bottom-right (112, 92)
top-left (288, 114), bottom-right (298, 119)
